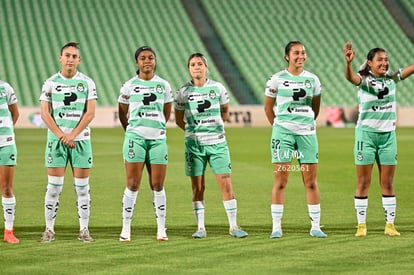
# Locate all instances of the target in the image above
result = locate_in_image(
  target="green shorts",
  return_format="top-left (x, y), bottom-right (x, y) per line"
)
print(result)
top-left (270, 130), bottom-right (318, 164)
top-left (123, 134), bottom-right (168, 164)
top-left (185, 139), bottom-right (231, 176)
top-left (0, 144), bottom-right (17, 165)
top-left (45, 139), bottom-right (93, 168)
top-left (354, 129), bottom-right (397, 165)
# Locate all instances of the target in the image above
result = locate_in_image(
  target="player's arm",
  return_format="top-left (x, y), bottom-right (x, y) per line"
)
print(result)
top-left (60, 99), bottom-right (96, 148)
top-left (40, 100), bottom-right (65, 139)
top-left (175, 108), bottom-right (185, 130)
top-left (118, 102), bottom-right (129, 131)
top-left (220, 103), bottom-right (229, 122)
top-left (8, 103), bottom-right (19, 125)
top-left (70, 99), bottom-right (96, 138)
top-left (264, 96), bottom-right (276, 125)
top-left (343, 42), bottom-right (361, 85)
top-left (163, 102), bottom-right (172, 122)
top-left (401, 64), bottom-right (414, 80)
top-left (312, 95), bottom-right (321, 119)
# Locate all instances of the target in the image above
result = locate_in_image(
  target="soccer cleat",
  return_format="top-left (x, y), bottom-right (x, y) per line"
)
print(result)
top-left (4, 229), bottom-right (20, 244)
top-left (119, 235), bottom-right (131, 242)
top-left (192, 229), bottom-right (207, 239)
top-left (269, 230), bottom-right (283, 239)
top-left (40, 228), bottom-right (55, 243)
top-left (119, 227), bottom-right (131, 242)
top-left (355, 224), bottom-right (367, 237)
top-left (384, 223), bottom-right (400, 236)
top-left (78, 228), bottom-right (94, 242)
top-left (229, 226), bottom-right (248, 238)
top-left (156, 229), bottom-right (168, 241)
top-left (310, 229), bottom-right (327, 238)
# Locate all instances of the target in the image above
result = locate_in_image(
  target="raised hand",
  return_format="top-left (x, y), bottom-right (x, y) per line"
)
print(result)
top-left (344, 42), bottom-right (355, 62)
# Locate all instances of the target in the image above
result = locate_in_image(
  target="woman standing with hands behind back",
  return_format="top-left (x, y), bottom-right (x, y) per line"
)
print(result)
top-left (118, 46), bottom-right (172, 242)
top-left (175, 53), bottom-right (248, 239)
top-left (264, 41), bottom-right (327, 239)
top-left (344, 42), bottom-right (414, 237)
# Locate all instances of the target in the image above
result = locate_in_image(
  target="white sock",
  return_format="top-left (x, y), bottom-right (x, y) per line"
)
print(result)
top-left (74, 177), bottom-right (91, 230)
top-left (354, 197), bottom-right (368, 224)
top-left (2, 196), bottom-right (16, 230)
top-left (382, 196), bottom-right (396, 224)
top-left (45, 176), bottom-right (64, 232)
top-left (192, 201), bottom-right (205, 230)
top-left (271, 204), bottom-right (284, 232)
top-left (153, 189), bottom-right (167, 233)
top-left (308, 204), bottom-right (321, 230)
top-left (122, 188), bottom-right (138, 230)
top-left (223, 199), bottom-right (238, 229)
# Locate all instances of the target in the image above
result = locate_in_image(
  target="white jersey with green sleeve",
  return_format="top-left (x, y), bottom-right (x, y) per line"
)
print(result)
top-left (174, 79), bottom-right (229, 145)
top-left (265, 69), bottom-right (321, 135)
top-left (355, 70), bottom-right (400, 132)
top-left (0, 80), bottom-right (18, 147)
top-left (118, 75), bottom-right (173, 140)
top-left (39, 71), bottom-right (97, 141)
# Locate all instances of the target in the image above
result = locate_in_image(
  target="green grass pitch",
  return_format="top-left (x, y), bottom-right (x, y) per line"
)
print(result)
top-left (2, 127), bottom-right (414, 274)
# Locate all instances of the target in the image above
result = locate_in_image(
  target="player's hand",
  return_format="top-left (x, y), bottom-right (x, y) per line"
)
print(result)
top-left (344, 42), bottom-right (355, 62)
top-left (59, 134), bottom-right (76, 148)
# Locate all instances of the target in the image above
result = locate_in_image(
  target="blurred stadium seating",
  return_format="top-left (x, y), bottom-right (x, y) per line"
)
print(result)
top-left (202, 0), bottom-right (414, 106)
top-left (0, 0), bottom-right (413, 107)
top-left (0, 0), bottom-right (234, 106)
top-left (401, 0), bottom-right (414, 19)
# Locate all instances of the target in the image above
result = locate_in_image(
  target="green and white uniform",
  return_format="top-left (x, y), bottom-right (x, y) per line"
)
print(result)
top-left (355, 70), bottom-right (400, 132)
top-left (0, 81), bottom-right (17, 147)
top-left (118, 75), bottom-right (173, 164)
top-left (175, 79), bottom-right (231, 175)
top-left (265, 69), bottom-right (321, 163)
top-left (40, 71), bottom-right (97, 140)
top-left (39, 71), bottom-right (97, 168)
top-left (0, 80), bottom-right (18, 165)
top-left (265, 69), bottom-right (321, 134)
top-left (354, 70), bottom-right (401, 165)
top-left (175, 79), bottom-right (229, 144)
top-left (119, 75), bottom-right (173, 139)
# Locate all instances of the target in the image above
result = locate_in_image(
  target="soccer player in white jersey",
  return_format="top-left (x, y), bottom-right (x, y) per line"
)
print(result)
top-left (264, 41), bottom-right (327, 238)
top-left (175, 53), bottom-right (248, 239)
top-left (0, 80), bottom-right (20, 243)
top-left (344, 42), bottom-right (414, 237)
top-left (39, 42), bottom-right (97, 243)
top-left (118, 46), bottom-right (172, 242)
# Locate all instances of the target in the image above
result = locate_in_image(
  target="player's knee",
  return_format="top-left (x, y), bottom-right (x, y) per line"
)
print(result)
top-left (74, 177), bottom-right (90, 198)
top-left (46, 176), bottom-right (64, 199)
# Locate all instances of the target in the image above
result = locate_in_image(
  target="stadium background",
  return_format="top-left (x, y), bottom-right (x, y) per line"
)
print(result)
top-left (1, 0), bottom-right (413, 127)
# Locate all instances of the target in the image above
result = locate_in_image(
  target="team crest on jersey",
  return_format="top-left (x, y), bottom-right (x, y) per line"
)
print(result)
top-left (304, 80), bottom-right (312, 89)
top-left (156, 84), bottom-right (163, 93)
top-left (273, 149), bottom-right (280, 161)
top-left (128, 149), bottom-right (135, 159)
top-left (209, 90), bottom-right (217, 99)
top-left (76, 83), bottom-right (85, 92)
top-left (357, 151), bottom-right (363, 161)
top-left (47, 153), bottom-right (53, 164)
